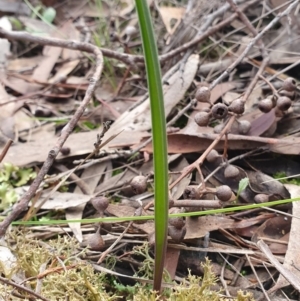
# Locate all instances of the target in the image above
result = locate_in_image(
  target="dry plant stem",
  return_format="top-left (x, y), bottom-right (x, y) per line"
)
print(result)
top-left (259, 75), bottom-right (279, 97)
top-left (0, 139), bottom-right (13, 163)
top-left (0, 0), bottom-right (256, 68)
top-left (220, 257), bottom-right (230, 297)
top-left (0, 275), bottom-right (50, 301)
top-left (55, 164), bottom-right (90, 194)
top-left (114, 66), bottom-right (132, 97)
top-left (243, 57), bottom-right (270, 102)
top-left (204, 147), bottom-right (265, 184)
top-left (0, 28), bottom-right (138, 66)
top-left (173, 200), bottom-right (221, 208)
top-left (246, 253), bottom-right (271, 301)
top-left (169, 115), bottom-right (236, 190)
top-left (226, 0), bottom-right (268, 59)
top-left (0, 49), bottom-right (103, 237)
top-left (160, 0), bottom-right (260, 63)
top-left (257, 240), bottom-right (300, 293)
top-left (97, 221), bottom-right (133, 264)
top-left (210, 0), bottom-right (299, 90)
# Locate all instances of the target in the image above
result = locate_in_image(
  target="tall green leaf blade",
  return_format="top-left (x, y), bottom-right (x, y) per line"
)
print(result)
top-left (135, 0), bottom-right (169, 293)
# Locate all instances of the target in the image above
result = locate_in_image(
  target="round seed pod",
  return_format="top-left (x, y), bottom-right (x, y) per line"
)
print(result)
top-left (216, 185), bottom-right (232, 202)
top-left (238, 120), bottom-right (251, 135)
top-left (279, 89), bottom-right (295, 99)
top-left (169, 208), bottom-right (185, 229)
top-left (276, 96), bottom-right (292, 111)
top-left (168, 225), bottom-right (186, 243)
top-left (229, 99), bottom-right (245, 115)
top-left (213, 123), bottom-right (224, 134)
top-left (211, 103), bottom-right (228, 119)
top-left (184, 186), bottom-right (201, 199)
top-left (258, 98), bottom-right (273, 113)
top-left (124, 25), bottom-right (137, 37)
top-left (195, 86), bottom-right (211, 103)
top-left (282, 77), bottom-right (296, 92)
top-left (206, 149), bottom-right (220, 163)
top-left (91, 196), bottom-right (109, 213)
top-left (60, 147), bottom-right (70, 155)
top-left (254, 194), bottom-right (269, 203)
top-left (88, 231), bottom-right (105, 251)
top-left (130, 175), bottom-right (147, 194)
top-left (194, 111), bottom-right (210, 126)
top-left (224, 165), bottom-right (239, 179)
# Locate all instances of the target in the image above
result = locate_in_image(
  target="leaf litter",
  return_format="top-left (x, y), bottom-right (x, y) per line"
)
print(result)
top-left (1, 0), bottom-right (300, 300)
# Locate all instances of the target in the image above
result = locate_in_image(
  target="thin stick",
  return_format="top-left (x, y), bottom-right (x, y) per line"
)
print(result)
top-left (257, 240), bottom-right (300, 292)
top-left (210, 0), bottom-right (299, 90)
top-left (97, 221), bottom-right (133, 264)
top-left (0, 48), bottom-right (103, 237)
top-left (0, 275), bottom-right (50, 301)
top-left (246, 253), bottom-right (271, 301)
top-left (0, 139), bottom-right (13, 163)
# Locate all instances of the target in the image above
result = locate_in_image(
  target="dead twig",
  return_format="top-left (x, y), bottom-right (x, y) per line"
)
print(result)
top-left (210, 0), bottom-right (299, 90)
top-left (0, 47), bottom-right (103, 237)
top-left (0, 139), bottom-right (13, 163)
top-left (0, 275), bottom-right (50, 301)
top-left (257, 240), bottom-right (300, 294)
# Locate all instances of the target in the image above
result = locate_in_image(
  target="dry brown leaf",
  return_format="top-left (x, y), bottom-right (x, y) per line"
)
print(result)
top-left (210, 82), bottom-right (236, 104)
top-left (271, 184), bottom-right (300, 290)
top-left (66, 161), bottom-right (109, 242)
top-left (103, 54), bottom-right (199, 139)
top-left (185, 215), bottom-right (237, 239)
top-left (27, 190), bottom-right (91, 210)
top-left (158, 6), bottom-right (185, 35)
top-left (2, 129), bottom-right (144, 166)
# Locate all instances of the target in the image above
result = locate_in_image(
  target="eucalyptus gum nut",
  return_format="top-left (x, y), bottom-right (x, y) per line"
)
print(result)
top-left (130, 175), bottom-right (147, 194)
top-left (169, 208), bottom-right (185, 229)
top-left (195, 86), bottom-right (211, 103)
top-left (229, 99), bottom-right (245, 115)
top-left (276, 96), bottom-right (292, 111)
top-left (168, 225), bottom-right (186, 242)
top-left (224, 165), bottom-right (239, 179)
top-left (206, 149), bottom-right (219, 163)
top-left (279, 89), bottom-right (295, 99)
top-left (258, 98), bottom-right (273, 113)
top-left (254, 193), bottom-right (269, 203)
top-left (216, 185), bottom-right (232, 202)
top-left (213, 123), bottom-right (224, 133)
top-left (194, 111), bottom-right (210, 126)
top-left (88, 231), bottom-right (105, 251)
top-left (282, 77), bottom-right (297, 92)
top-left (211, 103), bottom-right (228, 119)
top-left (91, 197), bottom-right (109, 213)
top-left (238, 120), bottom-right (251, 135)
top-left (184, 186), bottom-right (201, 199)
